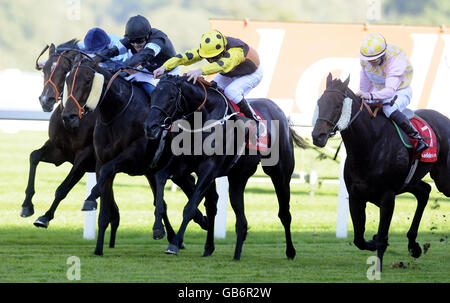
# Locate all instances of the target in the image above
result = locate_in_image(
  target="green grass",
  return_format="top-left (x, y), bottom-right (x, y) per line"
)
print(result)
top-left (0, 130), bottom-right (448, 283)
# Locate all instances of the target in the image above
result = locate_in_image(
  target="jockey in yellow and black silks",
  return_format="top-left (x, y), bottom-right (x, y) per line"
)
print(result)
top-left (153, 30), bottom-right (262, 122)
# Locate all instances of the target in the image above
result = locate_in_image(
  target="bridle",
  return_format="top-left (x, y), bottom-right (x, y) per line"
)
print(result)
top-left (150, 78), bottom-right (208, 130)
top-left (65, 61), bottom-right (99, 119)
top-left (316, 88), bottom-right (364, 137)
top-left (43, 51), bottom-right (74, 102)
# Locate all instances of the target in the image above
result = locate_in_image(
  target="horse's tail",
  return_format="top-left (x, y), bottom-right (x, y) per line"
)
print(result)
top-left (289, 126), bottom-right (309, 149)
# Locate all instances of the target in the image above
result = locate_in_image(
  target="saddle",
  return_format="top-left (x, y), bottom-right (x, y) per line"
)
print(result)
top-left (392, 112), bottom-right (438, 163)
top-left (199, 79), bottom-right (268, 152)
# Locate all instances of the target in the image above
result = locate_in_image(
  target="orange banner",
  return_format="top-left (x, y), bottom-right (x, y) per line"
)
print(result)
top-left (209, 19), bottom-right (450, 124)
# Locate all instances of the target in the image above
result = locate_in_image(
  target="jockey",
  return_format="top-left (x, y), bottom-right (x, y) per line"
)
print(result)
top-left (153, 29), bottom-right (262, 122)
top-left (78, 27), bottom-right (127, 60)
top-left (92, 15), bottom-right (178, 98)
top-left (356, 32), bottom-right (428, 154)
top-left (119, 15), bottom-right (178, 97)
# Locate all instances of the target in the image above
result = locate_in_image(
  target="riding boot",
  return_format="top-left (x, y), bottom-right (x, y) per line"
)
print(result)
top-left (238, 98), bottom-right (259, 122)
top-left (390, 110), bottom-right (429, 154)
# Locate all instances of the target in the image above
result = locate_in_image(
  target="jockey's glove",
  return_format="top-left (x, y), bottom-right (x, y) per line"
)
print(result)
top-left (97, 46), bottom-right (119, 60)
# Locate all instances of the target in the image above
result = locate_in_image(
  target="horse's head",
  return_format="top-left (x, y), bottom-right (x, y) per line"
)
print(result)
top-left (37, 40), bottom-right (80, 112)
top-left (61, 58), bottom-right (105, 129)
top-left (145, 75), bottom-right (193, 140)
top-left (311, 73), bottom-right (352, 147)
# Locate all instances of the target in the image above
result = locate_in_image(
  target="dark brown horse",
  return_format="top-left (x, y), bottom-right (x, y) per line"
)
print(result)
top-left (60, 58), bottom-right (213, 256)
top-left (21, 40), bottom-right (99, 228)
top-left (312, 73), bottom-right (450, 270)
top-left (146, 74), bottom-right (308, 260)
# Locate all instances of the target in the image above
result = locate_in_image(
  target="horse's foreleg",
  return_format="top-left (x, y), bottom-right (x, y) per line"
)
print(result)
top-left (349, 196), bottom-right (375, 251)
top-left (34, 148), bottom-right (94, 228)
top-left (202, 182), bottom-right (218, 257)
top-left (21, 148), bottom-right (44, 217)
top-left (166, 171), bottom-right (216, 256)
top-left (94, 175), bottom-right (118, 255)
top-left (376, 191), bottom-right (396, 271)
top-left (21, 140), bottom-right (65, 217)
top-left (228, 175), bottom-right (250, 261)
top-left (173, 173), bottom-right (209, 231)
top-left (149, 171), bottom-right (170, 241)
top-left (406, 181), bottom-right (431, 258)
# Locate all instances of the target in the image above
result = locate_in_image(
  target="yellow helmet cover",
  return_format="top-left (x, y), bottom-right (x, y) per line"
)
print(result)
top-left (360, 32), bottom-right (387, 61)
top-left (199, 30), bottom-right (227, 58)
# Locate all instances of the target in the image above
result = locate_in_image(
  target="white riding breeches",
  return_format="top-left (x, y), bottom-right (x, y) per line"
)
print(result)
top-left (373, 86), bottom-right (412, 118)
top-left (213, 65), bottom-right (263, 104)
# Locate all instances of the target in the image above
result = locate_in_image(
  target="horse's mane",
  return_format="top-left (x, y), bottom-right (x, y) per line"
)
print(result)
top-left (56, 38), bottom-right (80, 52)
top-left (328, 76), bottom-right (358, 100)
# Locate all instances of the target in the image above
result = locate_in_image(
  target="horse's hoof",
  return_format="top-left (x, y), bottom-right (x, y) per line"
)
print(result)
top-left (152, 228), bottom-right (166, 240)
top-left (366, 240), bottom-right (377, 251)
top-left (33, 216), bottom-right (49, 228)
top-left (286, 248), bottom-right (296, 260)
top-left (20, 206), bottom-right (34, 218)
top-left (202, 245), bottom-right (215, 257)
top-left (81, 200), bottom-right (97, 211)
top-left (408, 242), bottom-right (422, 258)
top-left (165, 244), bottom-right (179, 255)
top-left (94, 250), bottom-right (103, 256)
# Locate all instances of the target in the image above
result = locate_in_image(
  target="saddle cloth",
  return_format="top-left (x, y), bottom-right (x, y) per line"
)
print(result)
top-left (393, 114), bottom-right (438, 162)
top-left (226, 98), bottom-right (269, 152)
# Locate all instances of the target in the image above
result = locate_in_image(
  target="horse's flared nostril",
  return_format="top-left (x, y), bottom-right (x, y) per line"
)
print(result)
top-left (62, 114), bottom-right (79, 129)
top-left (40, 95), bottom-right (55, 112)
top-left (146, 124), bottom-right (161, 140)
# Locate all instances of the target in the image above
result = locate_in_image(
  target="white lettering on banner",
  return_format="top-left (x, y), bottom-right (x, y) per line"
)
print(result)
top-left (409, 34), bottom-right (438, 110)
top-left (428, 34), bottom-right (450, 117)
top-left (247, 29), bottom-right (286, 99)
top-left (294, 58), bottom-right (360, 125)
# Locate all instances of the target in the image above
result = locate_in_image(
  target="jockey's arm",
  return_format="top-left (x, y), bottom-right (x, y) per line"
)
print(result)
top-left (162, 48), bottom-right (203, 71)
top-left (200, 47), bottom-right (244, 75)
top-left (359, 68), bottom-right (373, 93)
top-left (370, 56), bottom-right (408, 101)
top-left (123, 48), bottom-right (156, 67)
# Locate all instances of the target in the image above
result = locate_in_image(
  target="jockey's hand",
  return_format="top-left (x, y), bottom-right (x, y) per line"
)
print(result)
top-left (186, 69), bottom-right (203, 84)
top-left (153, 66), bottom-right (166, 79)
top-left (356, 91), bottom-right (371, 100)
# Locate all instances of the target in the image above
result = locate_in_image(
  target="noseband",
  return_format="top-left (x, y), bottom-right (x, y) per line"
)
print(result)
top-left (316, 88), bottom-right (364, 137)
top-left (65, 61), bottom-right (101, 119)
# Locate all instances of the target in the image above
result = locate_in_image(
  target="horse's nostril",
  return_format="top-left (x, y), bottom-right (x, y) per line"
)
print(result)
top-left (146, 124), bottom-right (160, 140)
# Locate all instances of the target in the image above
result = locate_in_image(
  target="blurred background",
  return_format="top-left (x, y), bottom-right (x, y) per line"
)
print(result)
top-left (1, 0), bottom-right (450, 71)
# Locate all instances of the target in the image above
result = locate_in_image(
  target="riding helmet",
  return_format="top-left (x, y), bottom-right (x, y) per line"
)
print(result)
top-left (199, 30), bottom-right (227, 58)
top-left (84, 27), bottom-right (111, 53)
top-left (360, 32), bottom-right (387, 61)
top-left (124, 15), bottom-right (152, 40)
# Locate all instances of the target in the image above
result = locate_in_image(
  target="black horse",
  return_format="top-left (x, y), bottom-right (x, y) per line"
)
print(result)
top-left (146, 74), bottom-right (308, 260)
top-left (60, 59), bottom-right (214, 256)
top-left (21, 40), bottom-right (99, 228)
top-left (312, 73), bottom-right (450, 270)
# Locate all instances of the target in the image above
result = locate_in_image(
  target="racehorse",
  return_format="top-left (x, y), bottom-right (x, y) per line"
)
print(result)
top-left (146, 74), bottom-right (308, 260)
top-left (20, 40), bottom-right (99, 228)
top-left (312, 73), bottom-right (450, 270)
top-left (60, 58), bottom-right (215, 256)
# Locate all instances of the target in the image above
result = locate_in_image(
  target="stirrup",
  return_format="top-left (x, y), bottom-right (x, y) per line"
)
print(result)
top-left (415, 140), bottom-right (428, 154)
